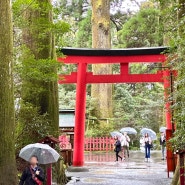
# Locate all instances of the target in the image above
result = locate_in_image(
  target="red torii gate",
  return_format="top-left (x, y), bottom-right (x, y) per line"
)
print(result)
top-left (58, 47), bottom-right (174, 169)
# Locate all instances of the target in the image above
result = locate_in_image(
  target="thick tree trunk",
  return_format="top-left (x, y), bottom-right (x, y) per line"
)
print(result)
top-left (171, 158), bottom-right (180, 185)
top-left (91, 0), bottom-right (112, 120)
top-left (22, 0), bottom-right (59, 134)
top-left (0, 0), bottom-right (17, 184)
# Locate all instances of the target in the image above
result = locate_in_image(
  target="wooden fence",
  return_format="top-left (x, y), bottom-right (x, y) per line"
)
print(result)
top-left (84, 137), bottom-right (115, 151)
top-left (59, 136), bottom-right (115, 151)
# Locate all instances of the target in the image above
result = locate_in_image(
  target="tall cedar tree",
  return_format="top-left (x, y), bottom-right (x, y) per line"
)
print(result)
top-left (22, 0), bottom-right (59, 135)
top-left (91, 0), bottom-right (113, 121)
top-left (0, 0), bottom-right (18, 184)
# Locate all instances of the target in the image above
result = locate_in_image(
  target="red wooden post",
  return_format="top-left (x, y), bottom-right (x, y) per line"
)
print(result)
top-left (120, 63), bottom-right (129, 75)
top-left (94, 138), bottom-right (96, 151)
top-left (163, 70), bottom-right (172, 130)
top-left (97, 137), bottom-right (98, 150)
top-left (90, 137), bottom-right (92, 151)
top-left (93, 137), bottom-right (95, 151)
top-left (73, 63), bottom-right (87, 166)
top-left (103, 137), bottom-right (105, 151)
top-left (106, 137), bottom-right (108, 151)
top-left (101, 137), bottom-right (102, 150)
top-left (47, 164), bottom-right (52, 185)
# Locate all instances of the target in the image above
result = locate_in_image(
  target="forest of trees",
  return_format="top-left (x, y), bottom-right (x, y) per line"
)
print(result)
top-left (0, 0), bottom-right (185, 184)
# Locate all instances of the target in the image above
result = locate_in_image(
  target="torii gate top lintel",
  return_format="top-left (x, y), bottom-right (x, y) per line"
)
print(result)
top-left (58, 47), bottom-right (168, 64)
top-left (58, 47), bottom-right (169, 84)
top-left (60, 46), bottom-right (169, 56)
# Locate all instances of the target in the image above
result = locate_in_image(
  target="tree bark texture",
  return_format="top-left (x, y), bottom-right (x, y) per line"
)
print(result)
top-left (22, 0), bottom-right (59, 134)
top-left (0, 0), bottom-right (18, 184)
top-left (171, 158), bottom-right (180, 185)
top-left (91, 0), bottom-right (113, 120)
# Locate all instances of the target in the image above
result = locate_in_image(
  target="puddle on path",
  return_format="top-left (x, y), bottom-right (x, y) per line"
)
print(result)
top-left (82, 178), bottom-right (107, 184)
top-left (91, 170), bottom-right (115, 175)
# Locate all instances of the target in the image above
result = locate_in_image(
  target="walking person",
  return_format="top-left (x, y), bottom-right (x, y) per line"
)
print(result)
top-left (114, 136), bottom-right (122, 162)
top-left (120, 132), bottom-right (130, 160)
top-left (159, 132), bottom-right (166, 160)
top-left (143, 133), bottom-right (152, 162)
top-left (19, 155), bottom-right (45, 185)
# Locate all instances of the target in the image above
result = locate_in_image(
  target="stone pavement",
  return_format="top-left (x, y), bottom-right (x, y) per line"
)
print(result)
top-left (66, 151), bottom-right (173, 185)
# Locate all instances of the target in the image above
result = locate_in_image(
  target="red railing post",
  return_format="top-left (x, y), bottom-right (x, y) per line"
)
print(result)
top-left (106, 137), bottom-right (108, 151)
top-left (89, 137), bottom-right (92, 152)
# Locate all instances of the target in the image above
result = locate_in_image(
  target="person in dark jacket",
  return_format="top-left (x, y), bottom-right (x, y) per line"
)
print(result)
top-left (159, 132), bottom-right (166, 160)
top-left (114, 136), bottom-right (122, 162)
top-left (19, 155), bottom-right (45, 185)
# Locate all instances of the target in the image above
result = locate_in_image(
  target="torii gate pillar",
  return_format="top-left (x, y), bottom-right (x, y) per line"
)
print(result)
top-left (73, 63), bottom-right (87, 166)
top-left (163, 70), bottom-right (172, 130)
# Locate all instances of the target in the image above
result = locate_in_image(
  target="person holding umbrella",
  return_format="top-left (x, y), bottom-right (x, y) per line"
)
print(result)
top-left (159, 132), bottom-right (166, 160)
top-left (114, 136), bottom-right (122, 162)
top-left (120, 132), bottom-right (130, 160)
top-left (143, 133), bottom-right (152, 162)
top-left (19, 155), bottom-right (45, 185)
top-left (19, 143), bottom-right (60, 185)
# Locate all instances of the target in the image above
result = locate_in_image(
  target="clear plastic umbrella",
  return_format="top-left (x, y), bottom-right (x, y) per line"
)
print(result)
top-left (159, 127), bottom-right (167, 133)
top-left (19, 143), bottom-right (60, 164)
top-left (120, 127), bottom-right (137, 135)
top-left (140, 128), bottom-right (157, 140)
top-left (110, 131), bottom-right (123, 138)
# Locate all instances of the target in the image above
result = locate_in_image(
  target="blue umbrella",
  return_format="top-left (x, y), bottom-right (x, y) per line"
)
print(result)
top-left (120, 127), bottom-right (137, 135)
top-left (160, 127), bottom-right (167, 133)
top-left (110, 131), bottom-right (123, 138)
top-left (140, 128), bottom-right (157, 140)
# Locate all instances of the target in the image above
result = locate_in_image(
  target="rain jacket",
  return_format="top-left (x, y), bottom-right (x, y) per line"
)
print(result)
top-left (19, 166), bottom-right (44, 185)
top-left (114, 140), bottom-right (122, 152)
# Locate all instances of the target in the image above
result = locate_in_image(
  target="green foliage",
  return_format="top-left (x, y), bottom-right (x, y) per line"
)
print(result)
top-left (18, 56), bottom-right (59, 83)
top-left (52, 156), bottom-right (68, 184)
top-left (117, 8), bottom-right (162, 48)
top-left (59, 86), bottom-right (76, 109)
top-left (154, 0), bottom-right (185, 152)
top-left (15, 103), bottom-right (52, 151)
top-left (113, 83), bottom-right (164, 133)
top-left (76, 10), bottom-right (92, 47)
top-left (14, 48), bottom-right (60, 151)
top-left (85, 122), bottom-right (114, 137)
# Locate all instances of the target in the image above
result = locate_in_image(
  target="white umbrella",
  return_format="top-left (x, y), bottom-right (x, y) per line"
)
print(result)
top-left (160, 127), bottom-right (167, 133)
top-left (140, 128), bottom-right (157, 140)
top-left (110, 131), bottom-right (123, 138)
top-left (120, 127), bottom-right (137, 135)
top-left (19, 143), bottom-right (60, 164)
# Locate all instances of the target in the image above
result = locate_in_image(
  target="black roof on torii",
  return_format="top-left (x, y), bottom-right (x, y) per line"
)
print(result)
top-left (60, 46), bottom-right (169, 56)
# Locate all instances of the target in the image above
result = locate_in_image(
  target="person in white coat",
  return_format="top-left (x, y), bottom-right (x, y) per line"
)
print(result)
top-left (120, 132), bottom-right (130, 160)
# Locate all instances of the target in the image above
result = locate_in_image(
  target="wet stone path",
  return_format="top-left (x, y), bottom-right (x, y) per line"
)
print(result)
top-left (66, 151), bottom-right (172, 185)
